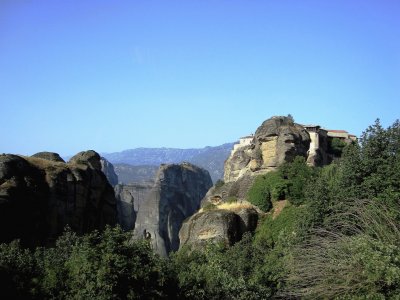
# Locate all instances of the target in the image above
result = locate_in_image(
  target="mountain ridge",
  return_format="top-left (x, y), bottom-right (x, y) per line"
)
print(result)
top-left (101, 142), bottom-right (235, 183)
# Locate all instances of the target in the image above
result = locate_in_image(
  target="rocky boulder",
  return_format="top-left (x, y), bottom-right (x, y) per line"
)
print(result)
top-left (69, 150), bottom-right (102, 170)
top-left (32, 151), bottom-right (65, 163)
top-left (179, 206), bottom-right (258, 249)
top-left (0, 151), bottom-right (117, 247)
top-left (133, 163), bottom-right (212, 257)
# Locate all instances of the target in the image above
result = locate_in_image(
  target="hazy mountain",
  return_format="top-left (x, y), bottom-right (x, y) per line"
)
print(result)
top-left (102, 143), bottom-right (235, 183)
top-left (114, 164), bottom-right (159, 185)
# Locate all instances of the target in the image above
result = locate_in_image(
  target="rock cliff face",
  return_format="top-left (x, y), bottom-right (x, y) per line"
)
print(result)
top-left (0, 150), bottom-right (117, 247)
top-left (114, 182), bottom-right (153, 231)
top-left (180, 116), bottom-right (354, 249)
top-left (100, 157), bottom-right (118, 187)
top-left (114, 184), bottom-right (136, 231)
top-left (224, 116), bottom-right (310, 183)
top-left (179, 117), bottom-right (308, 248)
top-left (133, 163), bottom-right (212, 257)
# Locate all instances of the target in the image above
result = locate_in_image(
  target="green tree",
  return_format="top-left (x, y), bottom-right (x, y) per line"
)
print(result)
top-left (171, 234), bottom-right (272, 299)
top-left (0, 240), bottom-right (40, 299)
top-left (280, 156), bottom-right (315, 205)
top-left (328, 137), bottom-right (347, 156)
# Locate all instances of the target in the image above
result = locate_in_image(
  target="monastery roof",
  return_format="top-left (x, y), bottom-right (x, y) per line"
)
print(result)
top-left (302, 124), bottom-right (319, 127)
top-left (240, 135), bottom-right (254, 139)
top-left (327, 130), bottom-right (348, 133)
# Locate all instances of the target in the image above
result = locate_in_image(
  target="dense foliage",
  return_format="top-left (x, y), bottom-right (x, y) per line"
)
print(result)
top-left (247, 155), bottom-right (316, 210)
top-left (285, 119), bottom-right (400, 298)
top-left (2, 119), bottom-right (400, 299)
top-left (0, 226), bottom-right (176, 299)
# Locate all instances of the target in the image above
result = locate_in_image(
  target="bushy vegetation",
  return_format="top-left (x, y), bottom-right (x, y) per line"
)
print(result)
top-left (0, 226), bottom-right (176, 299)
top-left (246, 175), bottom-right (273, 212)
top-left (329, 137), bottom-right (348, 156)
top-left (171, 234), bottom-right (272, 299)
top-left (214, 179), bottom-right (225, 189)
top-left (284, 119), bottom-right (400, 299)
top-left (2, 118), bottom-right (400, 299)
top-left (247, 155), bottom-right (316, 211)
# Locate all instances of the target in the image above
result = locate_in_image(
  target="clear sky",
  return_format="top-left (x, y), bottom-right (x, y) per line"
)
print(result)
top-left (1, 0), bottom-right (399, 156)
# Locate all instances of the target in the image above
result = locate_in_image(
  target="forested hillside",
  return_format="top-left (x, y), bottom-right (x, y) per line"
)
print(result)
top-left (1, 119), bottom-right (400, 299)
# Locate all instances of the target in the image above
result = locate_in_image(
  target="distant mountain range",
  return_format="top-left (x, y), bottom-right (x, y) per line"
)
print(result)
top-left (102, 143), bottom-right (235, 183)
top-left (113, 164), bottom-right (159, 185)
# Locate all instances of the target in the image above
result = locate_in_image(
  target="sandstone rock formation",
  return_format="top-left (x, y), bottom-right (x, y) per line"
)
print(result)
top-left (100, 157), bottom-right (118, 186)
top-left (224, 116), bottom-right (310, 183)
top-left (0, 151), bottom-right (117, 247)
top-left (181, 116), bottom-right (355, 250)
top-left (133, 163), bottom-right (212, 257)
top-left (179, 206), bottom-right (258, 248)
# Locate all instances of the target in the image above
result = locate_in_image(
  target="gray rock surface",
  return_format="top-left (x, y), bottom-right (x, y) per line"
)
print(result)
top-left (114, 184), bottom-right (136, 231)
top-left (179, 207), bottom-right (258, 249)
top-left (133, 163), bottom-right (212, 257)
top-left (32, 152), bottom-right (65, 163)
top-left (0, 151), bottom-right (117, 247)
top-left (113, 164), bottom-right (158, 185)
top-left (69, 150), bottom-right (102, 171)
top-left (100, 157), bottom-right (118, 186)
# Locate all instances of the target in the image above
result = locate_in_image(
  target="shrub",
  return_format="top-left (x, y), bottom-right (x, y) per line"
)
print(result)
top-left (328, 137), bottom-right (347, 156)
top-left (203, 203), bottom-right (217, 211)
top-left (285, 199), bottom-right (400, 299)
top-left (226, 196), bottom-right (238, 203)
top-left (0, 226), bottom-right (177, 299)
top-left (171, 234), bottom-right (273, 299)
top-left (247, 172), bottom-right (288, 212)
top-left (214, 179), bottom-right (225, 189)
top-left (247, 176), bottom-right (272, 212)
top-left (280, 156), bottom-right (315, 206)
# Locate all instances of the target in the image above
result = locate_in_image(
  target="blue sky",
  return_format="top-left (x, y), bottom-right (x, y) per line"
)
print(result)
top-left (1, 0), bottom-right (399, 156)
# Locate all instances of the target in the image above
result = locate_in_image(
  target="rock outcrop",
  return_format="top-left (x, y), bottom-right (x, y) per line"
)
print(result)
top-left (224, 116), bottom-right (310, 183)
top-left (181, 116), bottom-right (355, 250)
top-left (100, 157), bottom-right (118, 186)
top-left (133, 163), bottom-right (212, 257)
top-left (114, 182), bottom-right (154, 231)
top-left (0, 151), bottom-right (117, 247)
top-left (114, 184), bottom-right (136, 231)
top-left (32, 151), bottom-right (65, 163)
top-left (179, 206), bottom-right (258, 248)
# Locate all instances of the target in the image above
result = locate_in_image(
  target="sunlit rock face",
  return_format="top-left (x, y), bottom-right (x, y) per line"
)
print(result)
top-left (224, 116), bottom-right (311, 183)
top-left (179, 207), bottom-right (258, 249)
top-left (0, 151), bottom-right (117, 247)
top-left (100, 157), bottom-right (118, 187)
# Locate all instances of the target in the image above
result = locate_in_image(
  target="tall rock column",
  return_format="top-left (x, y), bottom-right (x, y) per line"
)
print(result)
top-left (133, 163), bottom-right (212, 257)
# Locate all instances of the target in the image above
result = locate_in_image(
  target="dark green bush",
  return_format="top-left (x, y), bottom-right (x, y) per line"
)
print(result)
top-left (247, 175), bottom-right (272, 212)
top-left (328, 137), bottom-right (347, 156)
top-left (0, 226), bottom-right (177, 299)
top-left (171, 233), bottom-right (273, 299)
top-left (247, 171), bottom-right (288, 212)
top-left (280, 156), bottom-right (315, 206)
top-left (214, 179), bottom-right (225, 189)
